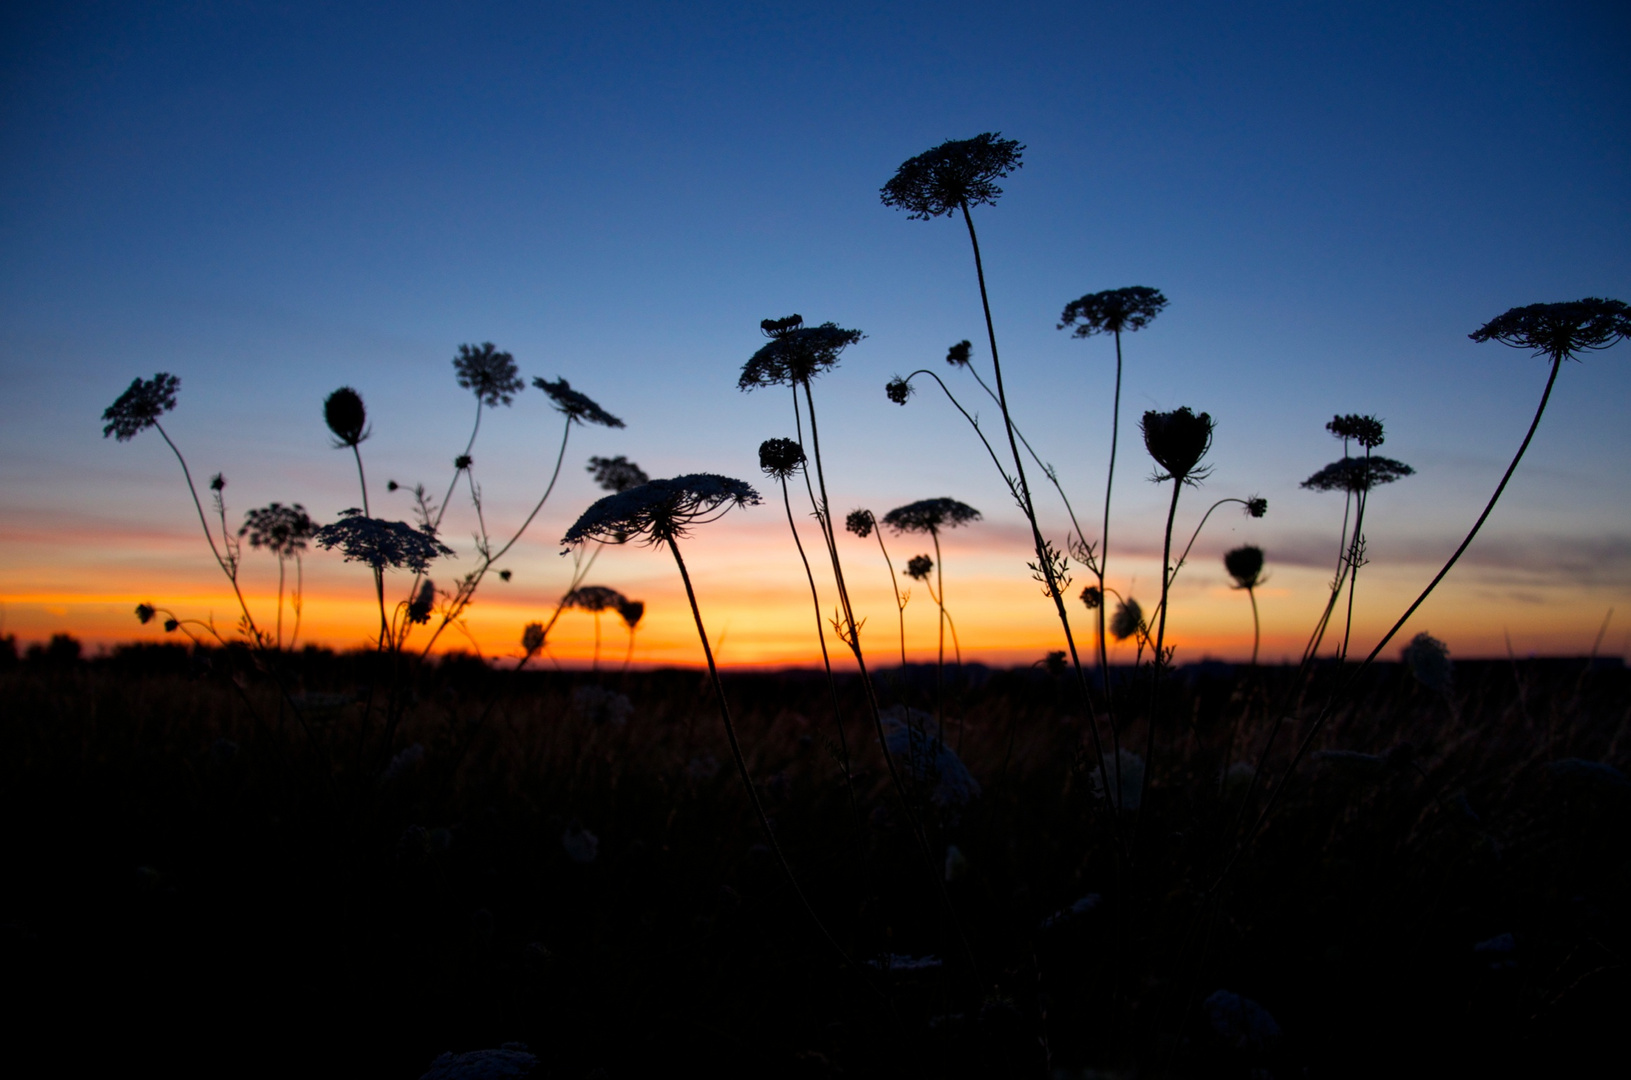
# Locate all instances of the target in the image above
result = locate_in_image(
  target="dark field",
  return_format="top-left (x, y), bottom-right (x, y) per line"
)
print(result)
top-left (2, 646), bottom-right (1627, 1078)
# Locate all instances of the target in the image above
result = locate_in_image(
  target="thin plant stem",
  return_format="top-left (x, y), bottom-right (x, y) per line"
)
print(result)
top-left (1138, 477), bottom-right (1185, 817)
top-left (872, 529), bottom-right (908, 667)
top-left (1248, 587), bottom-right (1260, 667)
top-left (432, 397), bottom-right (484, 535)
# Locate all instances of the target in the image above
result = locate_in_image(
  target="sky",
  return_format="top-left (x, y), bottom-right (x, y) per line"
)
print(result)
top-left (2, 0), bottom-right (1628, 668)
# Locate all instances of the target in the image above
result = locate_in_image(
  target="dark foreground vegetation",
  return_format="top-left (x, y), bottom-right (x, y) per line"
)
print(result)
top-left (2, 644), bottom-right (1626, 1078)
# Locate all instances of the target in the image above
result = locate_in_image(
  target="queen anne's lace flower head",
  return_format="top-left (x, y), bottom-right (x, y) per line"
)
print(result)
top-left (453, 342), bottom-right (524, 407)
top-left (1111, 597), bottom-right (1144, 642)
top-left (1301, 456), bottom-right (1414, 494)
top-left (1058, 287), bottom-right (1168, 337)
top-left (905, 554), bottom-right (933, 581)
top-left (565, 585), bottom-right (625, 613)
top-left (1327, 414), bottom-right (1385, 449)
top-left (1469, 298), bottom-right (1631, 361)
top-left (882, 498), bottom-right (982, 535)
top-left (314, 510), bottom-right (454, 573)
top-left (617, 598), bottom-right (645, 629)
top-left (880, 133), bottom-right (1025, 220)
top-left (532, 377), bottom-right (624, 428)
top-left (102, 373), bottom-right (179, 441)
top-left (586, 455), bottom-right (648, 493)
top-left (739, 319), bottom-right (865, 390)
top-left (845, 509), bottom-right (876, 539)
top-left (1141, 407), bottom-right (1214, 483)
top-left (757, 437), bottom-right (806, 480)
top-left (562, 474), bottom-right (761, 548)
top-left (239, 503), bottom-right (316, 557)
top-left (1224, 545), bottom-right (1265, 590)
top-left (323, 387), bottom-right (369, 447)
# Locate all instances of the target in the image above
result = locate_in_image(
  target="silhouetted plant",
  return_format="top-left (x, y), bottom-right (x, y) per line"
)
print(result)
top-left (1224, 545), bottom-right (1266, 665)
top-left (239, 502), bottom-right (316, 648)
top-left (883, 498), bottom-right (980, 718)
top-left (616, 597), bottom-right (644, 672)
top-left (564, 585), bottom-right (627, 670)
top-left (846, 508), bottom-right (911, 666)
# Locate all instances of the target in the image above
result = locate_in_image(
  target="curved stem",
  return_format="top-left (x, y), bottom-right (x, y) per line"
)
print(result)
top-left (1098, 329), bottom-right (1124, 748)
top-left (1145, 497), bottom-right (1252, 630)
top-left (873, 529), bottom-right (907, 666)
top-left (1138, 478), bottom-right (1185, 817)
top-left (433, 398), bottom-right (484, 535)
top-left (1248, 586), bottom-right (1260, 667)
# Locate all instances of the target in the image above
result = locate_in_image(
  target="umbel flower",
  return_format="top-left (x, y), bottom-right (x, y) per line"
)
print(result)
top-left (533, 377), bottom-right (625, 428)
top-left (1301, 456), bottom-right (1414, 493)
top-left (563, 475), bottom-right (761, 547)
top-left (882, 498), bottom-right (982, 536)
top-left (323, 387), bottom-right (368, 447)
top-left (879, 132), bottom-right (1025, 219)
top-left (101, 373), bottom-right (179, 441)
top-left (587, 455), bottom-right (649, 493)
top-left (1110, 597), bottom-right (1144, 642)
top-left (239, 503), bottom-right (316, 557)
top-left (1469, 298), bottom-right (1631, 361)
top-left (453, 342), bottom-right (524, 407)
top-left (406, 579), bottom-right (436, 625)
top-left (946, 340), bottom-right (972, 367)
top-left (1141, 407), bottom-right (1214, 483)
top-left (617, 598), bottom-right (645, 629)
top-left (845, 509), bottom-right (876, 539)
top-left (566, 585), bottom-right (625, 613)
top-left (314, 510), bottom-right (454, 573)
top-left (758, 437), bottom-right (806, 480)
top-left (1328, 414), bottom-right (1385, 449)
top-left (1080, 585), bottom-right (1103, 610)
top-left (1224, 545), bottom-right (1266, 590)
top-left (885, 376), bottom-right (913, 405)
top-left (905, 554), bottom-right (934, 581)
top-left (739, 317), bottom-right (865, 390)
top-left (1057, 287), bottom-right (1169, 337)
top-left (1245, 496), bottom-right (1268, 519)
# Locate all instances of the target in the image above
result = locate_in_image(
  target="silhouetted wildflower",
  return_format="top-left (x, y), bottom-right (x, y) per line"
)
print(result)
top-left (739, 320), bottom-right (865, 389)
top-left (758, 437), bottom-right (806, 480)
top-left (452, 342), bottom-right (523, 407)
top-left (562, 475), bottom-right (761, 547)
top-left (566, 585), bottom-right (624, 612)
top-left (845, 509), bottom-right (876, 539)
top-left (1110, 597), bottom-right (1143, 641)
top-left (885, 376), bottom-right (913, 404)
top-left (760, 314), bottom-right (804, 337)
top-left (407, 579), bottom-right (436, 624)
top-left (946, 340), bottom-right (972, 367)
top-left (102, 373), bottom-right (179, 441)
top-left (1301, 456), bottom-right (1414, 493)
top-left (587, 454), bottom-right (649, 493)
top-left (1080, 585), bottom-right (1103, 610)
top-left (905, 554), bottom-right (933, 581)
top-left (135, 603), bottom-right (156, 624)
top-left (1057, 286), bottom-right (1168, 337)
top-left (880, 133), bottom-right (1025, 219)
top-left (1224, 545), bottom-right (1265, 590)
top-left (617, 598), bottom-right (644, 629)
top-left (239, 503), bottom-right (316, 557)
top-left (882, 497), bottom-right (982, 535)
top-left (1245, 496), bottom-right (1268, 518)
top-left (163, 618), bottom-right (180, 633)
top-left (453, 454), bottom-right (472, 470)
top-left (314, 510), bottom-right (455, 573)
top-left (1328, 414), bottom-right (1385, 449)
top-left (520, 622), bottom-right (545, 653)
top-left (498, 569), bottom-right (511, 582)
top-left (532, 377), bottom-right (624, 428)
top-left (209, 473), bottom-right (225, 493)
top-left (1141, 407), bottom-right (1214, 483)
top-left (1469, 298), bottom-right (1631, 361)
top-left (323, 387), bottom-right (368, 447)
top-left (1042, 650), bottom-right (1067, 677)
top-left (1402, 631), bottom-right (1453, 694)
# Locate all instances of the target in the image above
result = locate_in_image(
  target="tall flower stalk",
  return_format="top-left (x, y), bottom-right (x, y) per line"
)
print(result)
top-left (846, 509), bottom-right (910, 666)
top-left (883, 498), bottom-right (981, 735)
top-left (1224, 546), bottom-right (1266, 666)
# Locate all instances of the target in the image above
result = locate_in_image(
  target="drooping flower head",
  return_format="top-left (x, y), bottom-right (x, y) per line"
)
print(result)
top-left (1327, 414), bottom-right (1385, 450)
top-left (946, 340), bottom-right (973, 367)
top-left (882, 497), bottom-right (982, 536)
top-left (845, 509), bottom-right (876, 539)
top-left (1079, 585), bottom-right (1103, 610)
top-left (1058, 287), bottom-right (1169, 338)
top-left (521, 622), bottom-right (546, 653)
top-left (1110, 597), bottom-right (1144, 642)
top-left (905, 554), bottom-right (934, 581)
top-left (1469, 298), bottom-right (1631, 362)
top-left (757, 437), bottom-right (806, 480)
top-left (239, 503), bottom-right (317, 558)
top-left (1141, 407), bottom-right (1214, 483)
top-left (323, 387), bottom-right (369, 447)
top-left (562, 474), bottom-right (761, 548)
top-left (407, 579), bottom-right (436, 624)
top-left (532, 377), bottom-right (625, 428)
top-left (566, 585), bottom-right (626, 613)
top-left (739, 318), bottom-right (865, 390)
top-left (314, 510), bottom-right (455, 573)
top-left (587, 455), bottom-right (649, 493)
top-left (1301, 456), bottom-right (1414, 494)
top-left (135, 603), bottom-right (157, 625)
top-left (880, 133), bottom-right (1025, 220)
top-left (617, 598), bottom-right (645, 630)
top-left (102, 373), bottom-right (180, 441)
top-left (1224, 545), bottom-right (1266, 590)
top-left (1244, 496), bottom-right (1268, 519)
top-left (453, 342), bottom-right (524, 407)
top-left (885, 376), bottom-right (913, 405)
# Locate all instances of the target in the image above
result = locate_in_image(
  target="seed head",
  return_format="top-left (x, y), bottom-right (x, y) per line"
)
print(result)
top-left (760, 314), bottom-right (804, 337)
top-left (1058, 287), bottom-right (1168, 337)
top-left (323, 387), bottom-right (369, 447)
top-left (758, 437), bottom-right (806, 480)
top-left (454, 454), bottom-right (472, 470)
top-left (209, 473), bottom-right (226, 493)
top-left (1327, 414), bottom-right (1385, 449)
top-left (882, 497), bottom-right (981, 536)
top-left (739, 320), bottom-right (865, 390)
top-left (1079, 585), bottom-right (1103, 610)
top-left (885, 376), bottom-right (913, 405)
top-left (1110, 597), bottom-right (1144, 642)
top-left (102, 373), bottom-right (180, 441)
top-left (880, 133), bottom-right (1025, 220)
top-left (587, 455), bottom-right (649, 493)
top-left (407, 579), bottom-right (436, 625)
top-left (521, 622), bottom-right (546, 654)
top-left (498, 569), bottom-right (512, 582)
top-left (617, 598), bottom-right (645, 630)
top-left (1140, 407), bottom-right (1214, 483)
top-left (163, 618), bottom-right (180, 633)
top-left (135, 603), bottom-right (157, 625)
top-left (453, 342), bottom-right (524, 407)
top-left (1469, 298), bottom-right (1631, 362)
top-left (314, 510), bottom-right (455, 573)
top-left (1245, 496), bottom-right (1268, 519)
top-left (562, 474), bottom-right (761, 547)
top-left (905, 554), bottom-right (934, 581)
top-left (239, 503), bottom-right (317, 558)
top-left (1301, 456), bottom-right (1414, 494)
top-left (532, 377), bottom-right (624, 428)
top-left (845, 509), bottom-right (876, 539)
top-left (1224, 545), bottom-right (1265, 590)
top-left (946, 340), bottom-right (972, 367)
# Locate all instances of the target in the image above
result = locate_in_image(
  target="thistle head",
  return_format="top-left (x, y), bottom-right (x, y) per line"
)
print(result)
top-left (1110, 597), bottom-right (1144, 642)
top-left (521, 622), bottom-right (546, 654)
top-left (758, 437), bottom-right (806, 480)
top-left (453, 342), bottom-right (524, 407)
top-left (407, 579), bottom-right (436, 625)
top-left (946, 340), bottom-right (972, 367)
top-left (102, 373), bottom-right (179, 441)
top-left (739, 320), bottom-right (864, 390)
top-left (1079, 585), bottom-right (1103, 610)
top-left (880, 133), bottom-right (1025, 220)
top-left (323, 387), bottom-right (369, 447)
top-left (845, 509), bottom-right (876, 539)
top-left (1140, 407), bottom-right (1214, 483)
top-left (562, 474), bottom-right (761, 548)
top-left (566, 585), bottom-right (625, 613)
top-left (1469, 298), bottom-right (1631, 362)
top-left (1327, 414), bottom-right (1385, 450)
top-left (1058, 287), bottom-right (1168, 338)
top-left (239, 502), bottom-right (317, 557)
top-left (886, 376), bottom-right (913, 405)
top-left (617, 598), bottom-right (645, 630)
top-left (1244, 496), bottom-right (1268, 519)
top-left (882, 497), bottom-right (982, 536)
top-left (1224, 545), bottom-right (1265, 590)
top-left (532, 377), bottom-right (624, 428)
top-left (1302, 456), bottom-right (1414, 494)
top-left (905, 554), bottom-right (934, 581)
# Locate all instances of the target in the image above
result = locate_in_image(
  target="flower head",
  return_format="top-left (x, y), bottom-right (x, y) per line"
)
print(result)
top-left (1224, 545), bottom-right (1265, 590)
top-left (562, 474), bottom-right (761, 547)
top-left (1301, 456), bottom-right (1414, 494)
top-left (880, 133), bottom-right (1025, 220)
top-left (905, 554), bottom-right (934, 581)
top-left (757, 437), bottom-right (806, 480)
top-left (1327, 414), bottom-right (1385, 449)
top-left (135, 603), bottom-right (157, 625)
top-left (453, 342), bottom-right (524, 407)
top-left (587, 455), bottom-right (649, 493)
top-left (566, 585), bottom-right (625, 613)
top-left (454, 454), bottom-right (473, 470)
top-left (1058, 287), bottom-right (1169, 337)
top-left (845, 509), bottom-right (876, 539)
top-left (1110, 597), bottom-right (1144, 642)
top-left (1245, 496), bottom-right (1268, 519)
top-left (1079, 585), bottom-right (1102, 610)
top-left (239, 503), bottom-right (317, 558)
top-left (521, 622), bottom-right (546, 653)
top-left (314, 510), bottom-right (455, 573)
top-left (407, 579), bottom-right (436, 624)
top-left (1402, 631), bottom-right (1453, 695)
top-left (1469, 298), bottom-right (1631, 362)
top-left (882, 497), bottom-right (982, 535)
top-left (532, 377), bottom-right (624, 428)
top-left (1140, 407), bottom-right (1214, 483)
top-left (102, 373), bottom-right (179, 441)
top-left (886, 376), bottom-right (913, 405)
top-left (739, 320), bottom-right (865, 390)
top-left (323, 387), bottom-right (369, 447)
top-left (946, 340), bottom-right (972, 367)
top-left (209, 473), bottom-right (226, 493)
top-left (617, 598), bottom-right (645, 630)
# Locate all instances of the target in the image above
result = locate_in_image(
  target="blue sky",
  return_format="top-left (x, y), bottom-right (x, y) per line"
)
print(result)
top-left (2, 1), bottom-right (1628, 662)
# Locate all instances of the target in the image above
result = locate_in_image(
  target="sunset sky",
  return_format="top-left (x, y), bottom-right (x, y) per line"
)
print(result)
top-left (3, 1), bottom-right (1628, 667)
